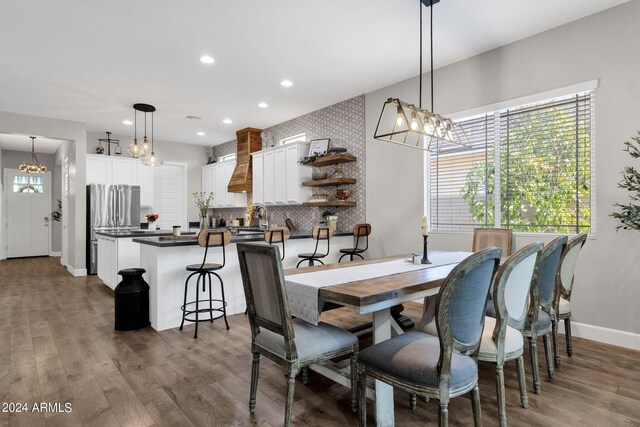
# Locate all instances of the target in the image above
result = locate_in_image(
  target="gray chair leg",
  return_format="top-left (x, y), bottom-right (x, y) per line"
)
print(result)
top-left (495, 364), bottom-right (506, 427)
top-left (358, 366), bottom-right (367, 427)
top-left (543, 333), bottom-right (554, 379)
top-left (564, 317), bottom-right (573, 357)
top-left (284, 370), bottom-right (297, 427)
top-left (528, 336), bottom-right (541, 394)
top-left (350, 354), bottom-right (358, 413)
top-left (471, 385), bottom-right (482, 427)
top-left (301, 366), bottom-right (309, 385)
top-left (552, 318), bottom-right (561, 368)
top-left (410, 393), bottom-right (416, 409)
top-left (515, 355), bottom-right (528, 408)
top-left (438, 402), bottom-right (449, 427)
top-left (249, 352), bottom-right (260, 412)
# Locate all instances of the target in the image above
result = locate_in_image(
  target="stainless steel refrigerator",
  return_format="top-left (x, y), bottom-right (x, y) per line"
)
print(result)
top-left (86, 184), bottom-right (141, 274)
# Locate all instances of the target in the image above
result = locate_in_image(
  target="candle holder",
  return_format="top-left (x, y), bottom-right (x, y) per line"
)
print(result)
top-left (422, 234), bottom-right (432, 264)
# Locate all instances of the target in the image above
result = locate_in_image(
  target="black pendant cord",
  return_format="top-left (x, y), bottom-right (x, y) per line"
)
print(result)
top-left (419, 0), bottom-right (423, 109)
top-left (134, 109), bottom-right (137, 141)
top-left (151, 111), bottom-right (154, 154)
top-left (430, 0), bottom-right (434, 112)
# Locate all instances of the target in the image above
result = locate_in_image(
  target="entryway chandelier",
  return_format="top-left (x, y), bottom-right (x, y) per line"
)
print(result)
top-left (374, 0), bottom-right (470, 152)
top-left (129, 103), bottom-right (163, 166)
top-left (19, 136), bottom-right (47, 173)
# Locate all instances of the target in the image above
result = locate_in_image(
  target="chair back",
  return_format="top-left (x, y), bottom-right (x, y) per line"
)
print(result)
top-left (196, 228), bottom-right (232, 269)
top-left (435, 247), bottom-right (501, 361)
top-left (472, 228), bottom-right (513, 256)
top-left (310, 226), bottom-right (332, 256)
top-left (557, 233), bottom-right (587, 300)
top-left (533, 236), bottom-right (567, 313)
top-left (236, 243), bottom-right (297, 355)
top-left (353, 223), bottom-right (371, 251)
top-left (264, 227), bottom-right (290, 260)
top-left (489, 243), bottom-right (542, 361)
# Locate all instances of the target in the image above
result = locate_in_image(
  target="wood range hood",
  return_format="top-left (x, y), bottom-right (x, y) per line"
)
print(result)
top-left (227, 127), bottom-right (262, 193)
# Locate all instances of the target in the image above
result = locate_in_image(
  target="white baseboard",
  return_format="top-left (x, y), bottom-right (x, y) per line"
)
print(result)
top-left (50, 251), bottom-right (61, 257)
top-left (558, 320), bottom-right (640, 351)
top-left (66, 265), bottom-right (87, 277)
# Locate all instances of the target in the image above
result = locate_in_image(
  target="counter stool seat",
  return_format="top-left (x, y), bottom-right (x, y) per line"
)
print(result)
top-left (339, 247), bottom-right (366, 255)
top-left (298, 252), bottom-right (327, 259)
top-left (186, 263), bottom-right (223, 272)
top-left (180, 229), bottom-right (232, 339)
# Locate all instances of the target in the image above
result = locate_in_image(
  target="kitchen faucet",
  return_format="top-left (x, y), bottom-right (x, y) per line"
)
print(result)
top-left (255, 205), bottom-right (269, 229)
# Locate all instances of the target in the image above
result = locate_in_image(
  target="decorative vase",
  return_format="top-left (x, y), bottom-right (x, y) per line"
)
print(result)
top-left (200, 217), bottom-right (207, 230)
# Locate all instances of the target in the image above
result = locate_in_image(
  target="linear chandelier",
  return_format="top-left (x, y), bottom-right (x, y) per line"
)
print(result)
top-left (19, 136), bottom-right (47, 173)
top-left (374, 0), bottom-right (470, 152)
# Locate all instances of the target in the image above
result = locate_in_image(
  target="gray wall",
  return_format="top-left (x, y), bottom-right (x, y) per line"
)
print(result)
top-left (86, 132), bottom-right (207, 220)
top-left (366, 1), bottom-right (640, 334)
top-left (1, 149), bottom-right (61, 252)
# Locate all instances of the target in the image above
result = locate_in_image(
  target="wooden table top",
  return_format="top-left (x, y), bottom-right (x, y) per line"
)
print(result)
top-left (284, 254), bottom-right (460, 312)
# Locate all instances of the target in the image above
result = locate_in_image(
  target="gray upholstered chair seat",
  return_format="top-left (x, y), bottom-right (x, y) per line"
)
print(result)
top-left (478, 317), bottom-right (524, 360)
top-left (359, 331), bottom-right (478, 392)
top-left (523, 310), bottom-right (552, 335)
top-left (558, 297), bottom-right (571, 315)
top-left (255, 318), bottom-right (357, 362)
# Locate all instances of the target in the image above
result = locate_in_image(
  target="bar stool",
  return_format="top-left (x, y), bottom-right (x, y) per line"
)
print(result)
top-left (338, 223), bottom-right (371, 262)
top-left (180, 228), bottom-right (232, 338)
top-left (296, 226), bottom-right (332, 267)
top-left (264, 227), bottom-right (290, 260)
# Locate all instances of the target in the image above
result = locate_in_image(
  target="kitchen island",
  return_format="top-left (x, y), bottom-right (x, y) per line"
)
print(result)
top-left (95, 229), bottom-right (196, 290)
top-left (133, 230), bottom-right (354, 331)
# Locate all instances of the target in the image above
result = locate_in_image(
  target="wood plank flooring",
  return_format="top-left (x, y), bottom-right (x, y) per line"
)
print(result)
top-left (1, 256), bottom-right (639, 426)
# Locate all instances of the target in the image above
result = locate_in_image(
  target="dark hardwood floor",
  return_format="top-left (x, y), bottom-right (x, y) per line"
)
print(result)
top-left (1, 257), bottom-right (639, 426)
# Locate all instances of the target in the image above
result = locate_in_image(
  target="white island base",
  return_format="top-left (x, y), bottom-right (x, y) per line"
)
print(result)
top-left (138, 235), bottom-right (354, 331)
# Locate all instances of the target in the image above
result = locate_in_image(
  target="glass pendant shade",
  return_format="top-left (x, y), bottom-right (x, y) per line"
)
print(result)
top-left (128, 138), bottom-right (141, 157)
top-left (140, 137), bottom-right (151, 158)
top-left (142, 152), bottom-right (164, 167)
top-left (18, 137), bottom-right (47, 173)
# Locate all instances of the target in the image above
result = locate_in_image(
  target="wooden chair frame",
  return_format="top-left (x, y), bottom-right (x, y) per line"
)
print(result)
top-left (339, 223), bottom-right (372, 263)
top-left (357, 247), bottom-right (501, 427)
top-left (552, 233), bottom-right (587, 367)
top-left (472, 227), bottom-right (513, 256)
top-left (237, 243), bottom-right (359, 427)
top-left (296, 226), bottom-right (332, 267)
top-left (264, 227), bottom-right (290, 261)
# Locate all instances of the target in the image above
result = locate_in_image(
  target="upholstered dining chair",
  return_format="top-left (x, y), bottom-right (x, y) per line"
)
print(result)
top-left (522, 235), bottom-right (567, 393)
top-left (552, 233), bottom-right (587, 368)
top-left (357, 247), bottom-right (502, 427)
top-left (473, 228), bottom-right (513, 257)
top-left (236, 243), bottom-right (359, 427)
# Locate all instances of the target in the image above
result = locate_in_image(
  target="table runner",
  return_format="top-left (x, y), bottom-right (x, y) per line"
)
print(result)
top-left (285, 251), bottom-right (472, 325)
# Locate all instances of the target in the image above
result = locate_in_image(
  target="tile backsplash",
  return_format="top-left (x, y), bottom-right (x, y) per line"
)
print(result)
top-left (211, 95), bottom-right (366, 232)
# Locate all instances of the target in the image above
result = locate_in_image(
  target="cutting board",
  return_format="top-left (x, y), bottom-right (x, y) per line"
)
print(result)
top-left (158, 235), bottom-right (198, 241)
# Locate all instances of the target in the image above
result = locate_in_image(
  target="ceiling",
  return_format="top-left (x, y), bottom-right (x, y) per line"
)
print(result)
top-left (0, 134), bottom-right (62, 154)
top-left (0, 0), bottom-right (628, 147)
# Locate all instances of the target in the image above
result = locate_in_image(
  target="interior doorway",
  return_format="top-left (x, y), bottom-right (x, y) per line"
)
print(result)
top-left (153, 163), bottom-right (187, 229)
top-left (4, 169), bottom-right (51, 257)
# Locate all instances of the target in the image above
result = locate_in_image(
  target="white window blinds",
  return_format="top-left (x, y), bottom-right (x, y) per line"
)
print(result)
top-left (430, 92), bottom-right (593, 234)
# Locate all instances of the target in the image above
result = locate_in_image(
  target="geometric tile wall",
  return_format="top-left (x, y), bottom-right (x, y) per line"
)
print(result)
top-left (211, 95), bottom-right (366, 232)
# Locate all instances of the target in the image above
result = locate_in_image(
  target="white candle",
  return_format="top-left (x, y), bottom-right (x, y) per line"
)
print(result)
top-left (422, 215), bottom-right (429, 235)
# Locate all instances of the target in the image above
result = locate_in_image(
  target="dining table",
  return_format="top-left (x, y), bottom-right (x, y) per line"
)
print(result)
top-left (284, 250), bottom-right (472, 426)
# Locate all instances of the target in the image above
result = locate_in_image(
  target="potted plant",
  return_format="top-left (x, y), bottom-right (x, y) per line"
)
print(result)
top-left (612, 132), bottom-right (640, 230)
top-left (193, 192), bottom-right (214, 230)
top-left (145, 213), bottom-right (159, 229)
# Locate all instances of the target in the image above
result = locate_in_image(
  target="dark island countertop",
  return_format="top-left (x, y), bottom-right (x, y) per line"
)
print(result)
top-left (132, 229), bottom-right (353, 247)
top-left (96, 229), bottom-right (197, 238)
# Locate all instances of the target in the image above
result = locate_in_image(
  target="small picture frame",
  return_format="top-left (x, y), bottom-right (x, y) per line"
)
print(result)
top-left (308, 138), bottom-right (330, 156)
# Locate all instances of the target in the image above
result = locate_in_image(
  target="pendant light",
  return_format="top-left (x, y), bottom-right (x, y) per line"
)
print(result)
top-left (141, 105), bottom-right (164, 167)
top-left (128, 106), bottom-right (149, 158)
top-left (18, 136), bottom-right (47, 173)
top-left (373, 0), bottom-right (470, 152)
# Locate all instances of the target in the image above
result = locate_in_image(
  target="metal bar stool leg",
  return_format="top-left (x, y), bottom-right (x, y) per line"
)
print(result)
top-left (214, 272), bottom-right (230, 330)
top-left (208, 272), bottom-right (214, 322)
top-left (180, 272), bottom-right (198, 331)
top-left (194, 274), bottom-right (201, 339)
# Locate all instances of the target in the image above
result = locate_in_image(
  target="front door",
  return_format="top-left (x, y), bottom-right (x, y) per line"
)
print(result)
top-left (5, 169), bottom-right (51, 258)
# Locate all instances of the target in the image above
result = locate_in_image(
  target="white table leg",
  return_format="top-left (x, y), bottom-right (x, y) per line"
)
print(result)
top-left (373, 308), bottom-right (394, 426)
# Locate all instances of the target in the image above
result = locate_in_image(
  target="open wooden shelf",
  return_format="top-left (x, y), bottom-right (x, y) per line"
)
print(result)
top-left (302, 178), bottom-right (357, 187)
top-left (302, 201), bottom-right (357, 207)
top-left (307, 154), bottom-right (357, 167)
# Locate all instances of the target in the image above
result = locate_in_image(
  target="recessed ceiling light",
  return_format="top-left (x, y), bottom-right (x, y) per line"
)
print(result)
top-left (280, 80), bottom-right (293, 87)
top-left (197, 131), bottom-right (205, 136)
top-left (258, 102), bottom-right (269, 108)
top-left (122, 120), bottom-right (133, 125)
top-left (223, 118), bottom-right (233, 124)
top-left (200, 55), bottom-right (215, 64)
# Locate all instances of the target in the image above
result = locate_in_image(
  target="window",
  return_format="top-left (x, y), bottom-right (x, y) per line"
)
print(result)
top-left (218, 153), bottom-right (236, 162)
top-left (429, 91), bottom-right (593, 234)
top-left (278, 133), bottom-right (307, 146)
top-left (13, 175), bottom-right (44, 193)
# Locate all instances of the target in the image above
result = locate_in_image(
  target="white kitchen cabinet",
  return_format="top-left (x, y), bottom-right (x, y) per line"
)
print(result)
top-left (86, 155), bottom-right (110, 185)
top-left (201, 163), bottom-right (215, 195)
top-left (251, 142), bottom-right (311, 206)
top-left (86, 154), bottom-right (154, 206)
top-left (208, 160), bottom-right (246, 208)
top-left (97, 235), bottom-right (141, 290)
top-left (214, 163), bottom-right (226, 208)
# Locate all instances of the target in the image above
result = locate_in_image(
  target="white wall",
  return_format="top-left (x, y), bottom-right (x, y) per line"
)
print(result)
top-left (86, 132), bottom-right (207, 220)
top-left (366, 1), bottom-right (640, 336)
top-left (0, 111), bottom-right (86, 274)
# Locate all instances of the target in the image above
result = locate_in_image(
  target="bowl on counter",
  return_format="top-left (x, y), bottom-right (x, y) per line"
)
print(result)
top-left (311, 170), bottom-right (328, 180)
top-left (333, 188), bottom-right (353, 201)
